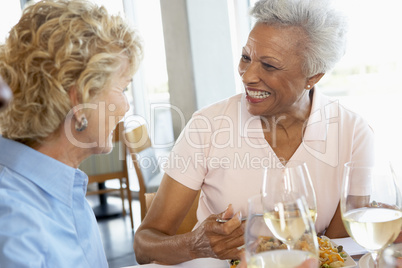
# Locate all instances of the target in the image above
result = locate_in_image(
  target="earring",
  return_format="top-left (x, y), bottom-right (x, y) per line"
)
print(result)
top-left (75, 115), bottom-right (88, 132)
top-left (307, 85), bottom-right (311, 89)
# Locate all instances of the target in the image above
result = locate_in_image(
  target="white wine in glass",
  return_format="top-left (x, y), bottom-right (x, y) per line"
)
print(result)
top-left (283, 161), bottom-right (317, 223)
top-left (263, 200), bottom-right (308, 248)
top-left (245, 194), bottom-right (318, 268)
top-left (341, 161), bottom-right (402, 267)
top-left (262, 161), bottom-right (317, 226)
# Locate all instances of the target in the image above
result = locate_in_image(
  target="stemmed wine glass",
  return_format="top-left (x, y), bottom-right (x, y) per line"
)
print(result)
top-left (282, 161), bottom-right (317, 223)
top-left (262, 160), bottom-right (317, 227)
top-left (261, 162), bottom-right (318, 249)
top-left (341, 161), bottom-right (402, 268)
top-left (245, 194), bottom-right (319, 267)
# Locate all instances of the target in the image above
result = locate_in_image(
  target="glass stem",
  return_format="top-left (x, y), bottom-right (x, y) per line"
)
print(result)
top-left (371, 250), bottom-right (382, 268)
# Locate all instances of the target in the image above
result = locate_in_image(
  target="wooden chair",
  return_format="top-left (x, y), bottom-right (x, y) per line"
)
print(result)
top-left (124, 124), bottom-right (163, 220)
top-left (80, 122), bottom-right (134, 229)
top-left (144, 191), bottom-right (200, 234)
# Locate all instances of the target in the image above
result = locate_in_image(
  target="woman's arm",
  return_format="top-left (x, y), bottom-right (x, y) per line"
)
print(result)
top-left (133, 174), bottom-right (245, 264)
top-left (324, 202), bottom-right (348, 238)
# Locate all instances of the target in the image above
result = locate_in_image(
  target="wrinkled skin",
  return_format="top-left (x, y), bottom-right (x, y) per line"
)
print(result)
top-left (190, 204), bottom-right (246, 260)
top-left (133, 176), bottom-right (246, 265)
top-left (0, 77), bottom-right (12, 111)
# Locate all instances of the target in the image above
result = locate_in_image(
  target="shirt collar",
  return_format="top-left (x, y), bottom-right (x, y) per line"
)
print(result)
top-left (303, 88), bottom-right (337, 141)
top-left (0, 136), bottom-right (88, 207)
top-left (239, 88), bottom-right (334, 141)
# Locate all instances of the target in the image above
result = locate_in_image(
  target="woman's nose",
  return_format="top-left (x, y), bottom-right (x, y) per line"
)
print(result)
top-left (239, 62), bottom-right (260, 84)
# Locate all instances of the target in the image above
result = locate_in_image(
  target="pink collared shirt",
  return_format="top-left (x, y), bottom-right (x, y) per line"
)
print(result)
top-left (164, 89), bottom-right (374, 233)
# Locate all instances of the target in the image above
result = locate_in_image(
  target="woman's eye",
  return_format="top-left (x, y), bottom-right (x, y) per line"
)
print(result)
top-left (241, 54), bottom-right (250, 61)
top-left (262, 62), bottom-right (276, 69)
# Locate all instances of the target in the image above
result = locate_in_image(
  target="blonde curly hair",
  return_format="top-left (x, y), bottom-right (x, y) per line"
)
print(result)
top-left (0, 0), bottom-right (143, 146)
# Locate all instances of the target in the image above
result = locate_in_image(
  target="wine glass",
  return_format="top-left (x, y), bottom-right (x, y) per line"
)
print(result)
top-left (282, 161), bottom-right (317, 223)
top-left (245, 194), bottom-right (319, 267)
top-left (262, 161), bottom-right (317, 226)
top-left (341, 161), bottom-right (402, 268)
top-left (382, 243), bottom-right (402, 267)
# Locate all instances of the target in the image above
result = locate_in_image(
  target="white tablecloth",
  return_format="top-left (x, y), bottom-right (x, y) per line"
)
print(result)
top-left (127, 238), bottom-right (366, 268)
top-left (123, 258), bottom-right (230, 268)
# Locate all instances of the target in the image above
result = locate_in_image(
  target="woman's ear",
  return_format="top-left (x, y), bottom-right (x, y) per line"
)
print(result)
top-left (68, 86), bottom-right (88, 132)
top-left (68, 86), bottom-right (81, 107)
top-left (305, 73), bottom-right (325, 89)
top-left (68, 86), bottom-right (84, 120)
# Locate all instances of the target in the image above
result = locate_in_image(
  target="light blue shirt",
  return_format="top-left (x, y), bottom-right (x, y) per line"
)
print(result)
top-left (0, 136), bottom-right (108, 267)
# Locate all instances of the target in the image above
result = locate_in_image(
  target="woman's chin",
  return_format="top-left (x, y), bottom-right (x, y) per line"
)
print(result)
top-left (94, 135), bottom-right (114, 154)
top-left (100, 145), bottom-right (113, 155)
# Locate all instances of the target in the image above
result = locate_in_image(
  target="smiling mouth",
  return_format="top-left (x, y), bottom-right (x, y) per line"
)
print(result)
top-left (246, 88), bottom-right (271, 99)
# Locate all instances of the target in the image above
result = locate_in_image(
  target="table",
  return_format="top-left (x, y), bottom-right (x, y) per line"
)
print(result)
top-left (125, 238), bottom-right (368, 267)
top-left (122, 258), bottom-right (230, 268)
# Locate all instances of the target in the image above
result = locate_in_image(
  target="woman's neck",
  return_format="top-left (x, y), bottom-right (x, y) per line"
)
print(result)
top-left (260, 89), bottom-right (312, 131)
top-left (33, 127), bottom-right (90, 169)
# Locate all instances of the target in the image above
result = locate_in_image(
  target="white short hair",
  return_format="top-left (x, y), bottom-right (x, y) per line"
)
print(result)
top-left (251, 0), bottom-right (348, 76)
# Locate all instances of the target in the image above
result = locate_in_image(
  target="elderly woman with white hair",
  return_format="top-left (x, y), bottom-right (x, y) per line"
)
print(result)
top-left (134, 0), bottom-right (374, 265)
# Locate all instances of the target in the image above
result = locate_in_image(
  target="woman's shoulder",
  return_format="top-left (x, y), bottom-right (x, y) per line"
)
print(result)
top-left (193, 93), bottom-right (243, 118)
top-left (315, 90), bottom-right (371, 128)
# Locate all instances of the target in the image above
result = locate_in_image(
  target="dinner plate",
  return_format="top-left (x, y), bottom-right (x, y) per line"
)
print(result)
top-left (359, 253), bottom-right (374, 268)
top-left (328, 239), bottom-right (357, 268)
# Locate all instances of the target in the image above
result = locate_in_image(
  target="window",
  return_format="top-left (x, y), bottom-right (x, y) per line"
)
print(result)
top-left (0, 2), bottom-right (21, 43)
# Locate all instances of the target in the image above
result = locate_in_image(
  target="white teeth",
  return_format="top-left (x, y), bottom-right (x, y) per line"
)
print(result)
top-left (247, 89), bottom-right (271, 99)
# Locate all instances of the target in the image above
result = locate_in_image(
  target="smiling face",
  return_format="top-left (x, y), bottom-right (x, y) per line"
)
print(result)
top-left (238, 23), bottom-right (313, 118)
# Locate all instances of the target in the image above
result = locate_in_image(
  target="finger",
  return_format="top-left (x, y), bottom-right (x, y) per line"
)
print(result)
top-left (221, 204), bottom-right (234, 219)
top-left (211, 224), bottom-right (244, 248)
top-left (221, 232), bottom-right (245, 251)
top-left (213, 211), bottom-right (243, 235)
top-left (214, 245), bottom-right (243, 261)
top-left (209, 221), bottom-right (245, 255)
top-left (238, 250), bottom-right (247, 268)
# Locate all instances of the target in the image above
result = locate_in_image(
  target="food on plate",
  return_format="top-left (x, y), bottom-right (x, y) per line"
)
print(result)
top-left (230, 236), bottom-right (347, 267)
top-left (230, 259), bottom-right (240, 268)
top-left (255, 236), bottom-right (287, 252)
top-left (318, 236), bottom-right (347, 268)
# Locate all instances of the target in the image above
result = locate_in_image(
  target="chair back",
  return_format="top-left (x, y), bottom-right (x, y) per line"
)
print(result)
top-left (125, 124), bottom-right (163, 220)
top-left (80, 122), bottom-right (134, 229)
top-left (80, 122), bottom-right (126, 178)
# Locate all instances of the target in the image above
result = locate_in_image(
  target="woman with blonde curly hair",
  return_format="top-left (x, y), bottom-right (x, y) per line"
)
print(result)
top-left (0, 0), bottom-right (142, 266)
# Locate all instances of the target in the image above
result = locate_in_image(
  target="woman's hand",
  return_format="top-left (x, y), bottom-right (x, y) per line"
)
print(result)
top-left (191, 204), bottom-right (245, 260)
